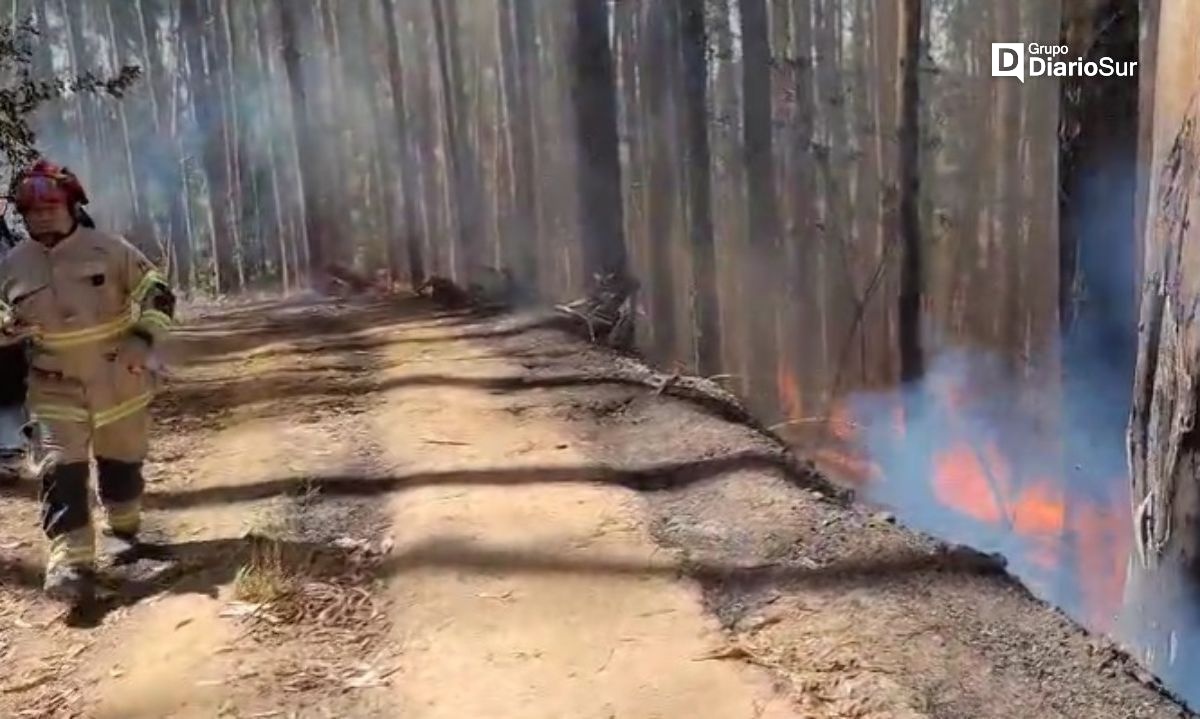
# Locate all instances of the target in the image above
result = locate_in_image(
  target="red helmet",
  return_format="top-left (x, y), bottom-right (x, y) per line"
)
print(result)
top-left (12, 160), bottom-right (89, 213)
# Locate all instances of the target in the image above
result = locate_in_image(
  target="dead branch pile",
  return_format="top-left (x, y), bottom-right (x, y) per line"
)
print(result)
top-left (322, 264), bottom-right (383, 295)
top-left (415, 276), bottom-right (473, 308)
top-left (554, 272), bottom-right (639, 350)
top-left (416, 266), bottom-right (517, 310)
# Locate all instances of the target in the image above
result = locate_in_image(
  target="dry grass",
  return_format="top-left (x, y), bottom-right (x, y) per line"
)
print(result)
top-left (233, 535), bottom-right (299, 606)
top-left (220, 531), bottom-right (397, 699)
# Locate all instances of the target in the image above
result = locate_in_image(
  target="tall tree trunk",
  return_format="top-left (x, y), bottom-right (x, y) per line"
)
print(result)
top-left (571, 0), bottom-right (628, 283)
top-left (364, 1), bottom-right (401, 283)
top-left (380, 0), bottom-right (426, 288)
top-left (739, 0), bottom-right (781, 402)
top-left (59, 0), bottom-right (97, 184)
top-left (408, 8), bottom-right (445, 274)
top-left (498, 0), bottom-right (540, 289)
top-left (211, 0), bottom-right (245, 289)
top-left (872, 0), bottom-right (898, 384)
top-left (137, 0), bottom-right (193, 290)
top-left (679, 0), bottom-right (721, 375)
top-left (850, 0), bottom-right (879, 382)
top-left (1127, 0), bottom-right (1200, 674)
top-left (999, 0), bottom-right (1024, 356)
top-left (180, 0), bottom-right (231, 292)
top-left (897, 0), bottom-right (924, 383)
top-left (320, 0), bottom-right (359, 269)
top-left (134, 0), bottom-right (164, 131)
top-left (431, 0), bottom-right (482, 279)
top-left (249, 0), bottom-right (290, 292)
top-left (170, 14), bottom-right (200, 290)
top-left (275, 0), bottom-right (327, 277)
top-left (256, 0), bottom-right (306, 286)
top-left (1135, 0), bottom-right (1161, 295)
top-left (642, 5), bottom-right (679, 357)
top-left (104, 0), bottom-right (142, 225)
top-left (32, 0), bottom-right (67, 154)
top-left (512, 0), bottom-right (544, 287)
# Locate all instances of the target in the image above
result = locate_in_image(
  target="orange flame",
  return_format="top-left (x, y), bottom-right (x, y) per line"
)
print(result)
top-left (777, 366), bottom-right (803, 421)
top-left (829, 402), bottom-right (858, 443)
top-left (1072, 488), bottom-right (1131, 628)
top-left (1011, 480), bottom-right (1066, 536)
top-left (805, 369), bottom-right (1128, 632)
top-left (933, 443), bottom-right (1007, 523)
top-left (922, 386), bottom-right (1131, 622)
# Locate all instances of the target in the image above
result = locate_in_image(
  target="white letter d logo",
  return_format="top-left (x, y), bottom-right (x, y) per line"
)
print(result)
top-left (992, 43), bottom-right (1025, 82)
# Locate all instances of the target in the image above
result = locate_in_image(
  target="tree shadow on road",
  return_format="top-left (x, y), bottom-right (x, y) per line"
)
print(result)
top-left (172, 295), bottom-right (474, 364)
top-left (181, 313), bottom-right (571, 369)
top-left (0, 529), bottom-right (1010, 629)
top-left (149, 451), bottom-right (826, 509)
top-left (0, 451), bottom-right (832, 510)
top-left (0, 533), bottom-right (354, 629)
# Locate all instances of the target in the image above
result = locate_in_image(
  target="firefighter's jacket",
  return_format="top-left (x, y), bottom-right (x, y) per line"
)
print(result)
top-left (0, 228), bottom-right (174, 429)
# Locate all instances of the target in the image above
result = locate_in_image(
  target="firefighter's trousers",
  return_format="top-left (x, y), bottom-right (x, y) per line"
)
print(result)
top-left (31, 370), bottom-right (150, 571)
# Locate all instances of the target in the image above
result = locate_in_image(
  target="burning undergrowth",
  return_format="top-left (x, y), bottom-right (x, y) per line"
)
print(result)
top-left (756, 338), bottom-right (1200, 710)
top-left (842, 347), bottom-right (1133, 636)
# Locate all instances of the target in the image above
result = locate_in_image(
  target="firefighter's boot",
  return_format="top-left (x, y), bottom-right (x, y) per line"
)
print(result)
top-left (44, 554), bottom-right (96, 604)
top-left (98, 459), bottom-right (144, 560)
top-left (40, 462), bottom-right (95, 604)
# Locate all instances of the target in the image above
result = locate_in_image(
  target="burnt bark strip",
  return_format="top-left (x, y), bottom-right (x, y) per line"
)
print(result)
top-left (679, 0), bottom-right (721, 375)
top-left (571, 0), bottom-right (629, 283)
top-left (897, 0), bottom-right (924, 384)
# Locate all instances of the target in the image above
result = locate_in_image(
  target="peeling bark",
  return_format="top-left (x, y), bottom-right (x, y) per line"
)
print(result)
top-left (1126, 0), bottom-right (1200, 672)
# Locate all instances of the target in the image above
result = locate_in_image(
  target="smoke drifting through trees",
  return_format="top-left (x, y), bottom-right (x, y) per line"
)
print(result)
top-left (14, 0), bottom-right (1115, 425)
top-left (16, 0), bottom-right (1085, 443)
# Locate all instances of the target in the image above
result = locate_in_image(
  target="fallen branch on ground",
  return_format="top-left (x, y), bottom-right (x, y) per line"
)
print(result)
top-left (598, 357), bottom-right (848, 500)
top-left (554, 272), bottom-right (640, 350)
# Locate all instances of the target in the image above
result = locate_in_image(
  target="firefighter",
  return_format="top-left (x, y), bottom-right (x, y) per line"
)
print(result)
top-left (0, 160), bottom-right (175, 603)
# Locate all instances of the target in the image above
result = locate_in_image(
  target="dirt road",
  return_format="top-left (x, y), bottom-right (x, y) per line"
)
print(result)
top-left (0, 297), bottom-right (1191, 718)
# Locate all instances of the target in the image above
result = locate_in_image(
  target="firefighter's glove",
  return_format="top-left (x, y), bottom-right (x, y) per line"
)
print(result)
top-left (0, 309), bottom-right (36, 346)
top-left (120, 334), bottom-right (153, 376)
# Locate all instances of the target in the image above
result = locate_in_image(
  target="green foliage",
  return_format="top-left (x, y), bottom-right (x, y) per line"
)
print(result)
top-left (0, 19), bottom-right (141, 182)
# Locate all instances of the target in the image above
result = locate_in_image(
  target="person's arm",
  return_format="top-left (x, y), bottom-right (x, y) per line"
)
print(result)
top-left (119, 237), bottom-right (175, 346)
top-left (0, 262), bottom-right (34, 347)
